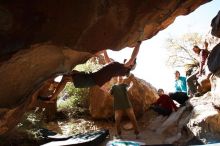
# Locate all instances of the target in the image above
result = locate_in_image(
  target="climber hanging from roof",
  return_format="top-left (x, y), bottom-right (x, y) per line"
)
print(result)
top-left (103, 45), bottom-right (140, 138)
top-left (47, 41), bottom-right (142, 102)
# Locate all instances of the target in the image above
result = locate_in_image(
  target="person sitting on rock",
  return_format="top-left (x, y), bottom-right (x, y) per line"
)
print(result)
top-left (187, 42), bottom-right (210, 97)
top-left (49, 41), bottom-right (142, 102)
top-left (151, 89), bottom-right (178, 116)
top-left (110, 76), bottom-right (139, 138)
top-left (169, 71), bottom-right (189, 105)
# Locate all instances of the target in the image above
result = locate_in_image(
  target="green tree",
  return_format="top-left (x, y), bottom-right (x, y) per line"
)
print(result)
top-left (74, 57), bottom-right (103, 73)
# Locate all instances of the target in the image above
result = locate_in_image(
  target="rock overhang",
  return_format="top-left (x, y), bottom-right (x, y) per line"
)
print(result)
top-left (0, 0), bottom-right (214, 136)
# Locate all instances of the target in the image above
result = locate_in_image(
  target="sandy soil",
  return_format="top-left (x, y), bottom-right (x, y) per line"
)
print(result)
top-left (0, 109), bottom-right (171, 146)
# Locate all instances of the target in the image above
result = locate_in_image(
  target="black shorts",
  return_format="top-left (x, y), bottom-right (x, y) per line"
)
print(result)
top-left (72, 73), bottom-right (96, 88)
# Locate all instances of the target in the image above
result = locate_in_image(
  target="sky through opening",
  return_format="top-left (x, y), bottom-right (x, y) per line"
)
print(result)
top-left (107, 0), bottom-right (220, 92)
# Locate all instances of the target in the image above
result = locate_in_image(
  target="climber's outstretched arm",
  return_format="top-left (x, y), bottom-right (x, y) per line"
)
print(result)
top-left (125, 41), bottom-right (142, 67)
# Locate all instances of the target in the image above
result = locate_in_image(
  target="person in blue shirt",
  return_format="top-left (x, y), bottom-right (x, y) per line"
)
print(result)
top-left (169, 71), bottom-right (189, 105)
top-left (174, 71), bottom-right (187, 92)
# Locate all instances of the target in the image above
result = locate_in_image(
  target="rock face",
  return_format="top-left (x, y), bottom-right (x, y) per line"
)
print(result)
top-left (146, 92), bottom-right (220, 145)
top-left (148, 106), bottom-right (190, 144)
top-left (208, 43), bottom-right (220, 76)
top-left (186, 94), bottom-right (220, 143)
top-left (211, 11), bottom-right (220, 38)
top-left (0, 0), bottom-right (210, 57)
top-left (151, 13), bottom-right (220, 143)
top-left (0, 45), bottom-right (92, 135)
top-left (0, 0), bottom-right (212, 135)
top-left (172, 10), bottom-right (220, 144)
top-left (89, 74), bottom-right (158, 119)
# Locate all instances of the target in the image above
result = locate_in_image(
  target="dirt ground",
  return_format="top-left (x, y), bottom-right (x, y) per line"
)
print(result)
top-left (45, 110), bottom-right (163, 145)
top-left (0, 109), bottom-right (171, 146)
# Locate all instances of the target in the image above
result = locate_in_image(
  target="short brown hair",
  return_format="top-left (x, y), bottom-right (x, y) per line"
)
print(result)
top-left (193, 45), bottom-right (199, 49)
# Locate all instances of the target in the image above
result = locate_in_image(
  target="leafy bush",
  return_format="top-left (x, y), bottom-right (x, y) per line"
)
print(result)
top-left (74, 57), bottom-right (103, 73)
top-left (57, 82), bottom-right (89, 111)
top-left (16, 111), bottom-right (46, 140)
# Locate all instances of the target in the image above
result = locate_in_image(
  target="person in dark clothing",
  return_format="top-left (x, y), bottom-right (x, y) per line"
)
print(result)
top-left (169, 92), bottom-right (189, 105)
top-left (103, 44), bottom-right (140, 138)
top-left (152, 89), bottom-right (178, 116)
top-left (49, 41), bottom-right (142, 102)
top-left (110, 77), bottom-right (139, 138)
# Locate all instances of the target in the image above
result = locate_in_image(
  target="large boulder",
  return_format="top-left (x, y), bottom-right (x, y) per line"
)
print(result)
top-left (189, 20), bottom-right (220, 143)
top-left (211, 11), bottom-right (220, 38)
top-left (210, 74), bottom-right (220, 97)
top-left (88, 74), bottom-right (158, 119)
top-left (146, 92), bottom-right (220, 145)
top-left (0, 45), bottom-right (92, 135)
top-left (0, 0), bottom-right (209, 57)
top-left (186, 93), bottom-right (220, 143)
top-left (0, 0), bottom-right (211, 135)
top-left (207, 43), bottom-right (220, 75)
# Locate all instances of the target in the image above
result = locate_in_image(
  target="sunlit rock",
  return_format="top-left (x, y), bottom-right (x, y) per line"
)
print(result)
top-left (0, 0), bottom-right (211, 135)
top-left (208, 43), bottom-right (220, 75)
top-left (186, 93), bottom-right (220, 143)
top-left (88, 74), bottom-right (158, 119)
top-left (211, 11), bottom-right (220, 38)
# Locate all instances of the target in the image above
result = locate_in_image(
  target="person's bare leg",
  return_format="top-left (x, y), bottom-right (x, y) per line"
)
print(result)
top-left (125, 108), bottom-right (139, 136)
top-left (115, 110), bottom-right (123, 136)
